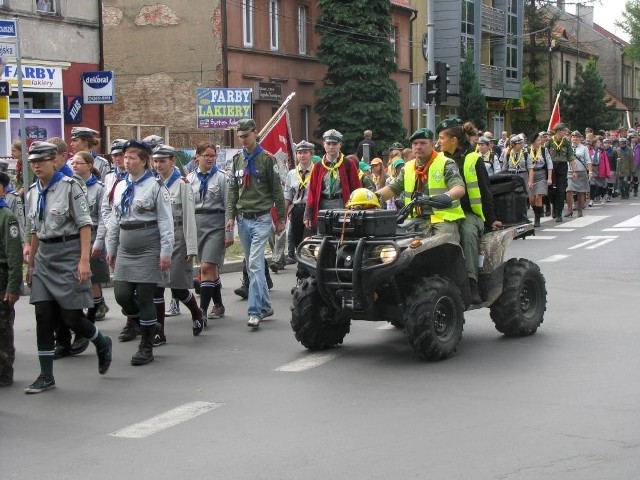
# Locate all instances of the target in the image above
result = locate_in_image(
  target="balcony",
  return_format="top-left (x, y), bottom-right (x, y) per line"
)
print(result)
top-left (480, 64), bottom-right (504, 90)
top-left (481, 4), bottom-right (505, 35)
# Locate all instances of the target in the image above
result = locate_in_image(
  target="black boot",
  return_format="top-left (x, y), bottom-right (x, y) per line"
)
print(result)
top-left (131, 326), bottom-right (154, 366)
top-left (533, 206), bottom-right (541, 227)
top-left (118, 317), bottom-right (140, 342)
top-left (234, 273), bottom-right (249, 299)
top-left (469, 278), bottom-right (482, 304)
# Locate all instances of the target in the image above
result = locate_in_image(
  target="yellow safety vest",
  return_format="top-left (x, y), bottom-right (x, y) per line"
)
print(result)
top-left (463, 152), bottom-right (485, 221)
top-left (403, 155), bottom-right (465, 223)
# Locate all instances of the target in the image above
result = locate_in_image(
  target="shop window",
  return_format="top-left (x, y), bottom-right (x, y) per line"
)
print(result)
top-left (36, 0), bottom-right (56, 14)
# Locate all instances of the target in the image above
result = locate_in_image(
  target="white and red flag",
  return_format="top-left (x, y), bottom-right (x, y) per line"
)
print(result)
top-left (547, 91), bottom-right (562, 132)
top-left (259, 109), bottom-right (295, 184)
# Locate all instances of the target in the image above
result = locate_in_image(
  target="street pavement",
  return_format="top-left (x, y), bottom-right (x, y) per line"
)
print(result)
top-left (2, 200), bottom-right (640, 479)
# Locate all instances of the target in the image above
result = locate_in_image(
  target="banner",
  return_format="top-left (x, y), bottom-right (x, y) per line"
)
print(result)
top-left (258, 109), bottom-right (294, 183)
top-left (547, 91), bottom-right (562, 132)
top-left (196, 87), bottom-right (252, 129)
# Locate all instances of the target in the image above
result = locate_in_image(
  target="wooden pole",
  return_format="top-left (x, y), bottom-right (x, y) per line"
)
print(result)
top-left (257, 92), bottom-right (296, 139)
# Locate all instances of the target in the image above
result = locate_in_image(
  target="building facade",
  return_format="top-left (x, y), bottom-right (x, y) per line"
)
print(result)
top-left (0, 0), bottom-right (101, 156)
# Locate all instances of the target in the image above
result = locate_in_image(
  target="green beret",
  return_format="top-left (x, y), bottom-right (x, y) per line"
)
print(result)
top-left (392, 158), bottom-right (405, 169)
top-left (435, 118), bottom-right (463, 135)
top-left (390, 142), bottom-right (405, 150)
top-left (358, 161), bottom-right (371, 171)
top-left (409, 128), bottom-right (434, 142)
top-left (236, 118), bottom-right (257, 135)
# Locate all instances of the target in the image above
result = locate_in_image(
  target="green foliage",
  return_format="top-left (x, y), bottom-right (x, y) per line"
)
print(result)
top-left (617, 0), bottom-right (640, 60)
top-left (514, 76), bottom-right (545, 122)
top-left (314, 0), bottom-right (405, 152)
top-left (559, 59), bottom-right (617, 131)
top-left (458, 52), bottom-right (487, 130)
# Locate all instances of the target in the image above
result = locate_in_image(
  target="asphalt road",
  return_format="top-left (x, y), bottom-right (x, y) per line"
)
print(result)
top-left (2, 200), bottom-right (640, 479)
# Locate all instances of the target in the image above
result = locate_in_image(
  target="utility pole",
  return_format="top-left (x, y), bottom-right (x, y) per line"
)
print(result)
top-left (425, 0), bottom-right (435, 132)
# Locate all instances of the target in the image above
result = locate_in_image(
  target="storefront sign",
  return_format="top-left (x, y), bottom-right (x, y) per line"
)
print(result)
top-left (82, 71), bottom-right (115, 104)
top-left (0, 42), bottom-right (16, 58)
top-left (196, 87), bottom-right (252, 129)
top-left (255, 82), bottom-right (282, 101)
top-left (10, 117), bottom-right (63, 148)
top-left (64, 96), bottom-right (83, 123)
top-left (0, 20), bottom-right (17, 38)
top-left (2, 64), bottom-right (62, 89)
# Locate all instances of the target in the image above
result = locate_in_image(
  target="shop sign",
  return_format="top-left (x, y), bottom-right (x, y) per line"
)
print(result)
top-left (2, 64), bottom-right (62, 89)
top-left (196, 87), bottom-right (252, 129)
top-left (255, 82), bottom-right (282, 101)
top-left (64, 96), bottom-right (83, 123)
top-left (0, 20), bottom-right (16, 38)
top-left (82, 71), bottom-right (115, 104)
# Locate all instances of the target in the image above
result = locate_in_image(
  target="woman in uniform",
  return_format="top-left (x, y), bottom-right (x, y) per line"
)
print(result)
top-left (527, 132), bottom-right (553, 227)
top-left (106, 140), bottom-right (173, 366)
top-left (501, 134), bottom-right (532, 194)
top-left (24, 141), bottom-right (112, 394)
top-left (68, 127), bottom-right (111, 180)
top-left (186, 141), bottom-right (228, 324)
top-left (152, 145), bottom-right (204, 341)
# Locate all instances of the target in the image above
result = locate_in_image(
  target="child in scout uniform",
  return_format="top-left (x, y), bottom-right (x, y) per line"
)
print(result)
top-left (106, 140), bottom-right (174, 366)
top-left (25, 142), bottom-right (112, 394)
top-left (0, 172), bottom-right (23, 388)
top-left (153, 145), bottom-right (203, 341)
top-left (187, 141), bottom-right (229, 329)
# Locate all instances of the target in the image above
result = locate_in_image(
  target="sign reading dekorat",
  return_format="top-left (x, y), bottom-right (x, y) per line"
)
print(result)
top-left (196, 88), bottom-right (252, 129)
top-left (82, 71), bottom-right (115, 104)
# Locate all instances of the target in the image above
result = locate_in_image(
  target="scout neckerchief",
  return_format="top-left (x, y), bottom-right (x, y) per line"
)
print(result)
top-left (85, 174), bottom-right (99, 187)
top-left (509, 149), bottom-right (524, 170)
top-left (415, 150), bottom-right (438, 192)
top-left (165, 168), bottom-right (181, 189)
top-left (196, 165), bottom-right (217, 201)
top-left (59, 163), bottom-right (73, 177)
top-left (120, 170), bottom-right (153, 216)
top-left (551, 136), bottom-right (566, 158)
top-left (243, 145), bottom-right (263, 188)
top-left (37, 170), bottom-right (65, 221)
top-left (109, 168), bottom-right (128, 204)
top-left (321, 153), bottom-right (344, 196)
top-left (5, 184), bottom-right (14, 193)
top-left (295, 164), bottom-right (310, 200)
top-left (0, 198), bottom-right (8, 209)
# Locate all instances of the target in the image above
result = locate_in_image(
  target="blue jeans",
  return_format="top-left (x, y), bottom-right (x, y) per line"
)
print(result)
top-left (237, 212), bottom-right (273, 317)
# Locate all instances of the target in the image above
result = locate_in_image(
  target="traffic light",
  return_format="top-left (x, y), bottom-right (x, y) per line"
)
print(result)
top-left (424, 71), bottom-right (439, 105)
top-left (434, 61), bottom-right (450, 104)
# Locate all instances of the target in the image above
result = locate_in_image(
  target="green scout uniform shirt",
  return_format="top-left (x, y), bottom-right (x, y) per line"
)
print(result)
top-left (227, 148), bottom-right (286, 222)
top-left (0, 208), bottom-right (23, 295)
top-left (546, 137), bottom-right (575, 163)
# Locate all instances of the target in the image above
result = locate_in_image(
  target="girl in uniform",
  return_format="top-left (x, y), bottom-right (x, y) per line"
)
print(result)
top-left (106, 141), bottom-right (173, 366)
top-left (151, 145), bottom-right (204, 341)
top-left (71, 151), bottom-right (111, 323)
top-left (69, 127), bottom-right (111, 180)
top-left (186, 141), bottom-right (228, 324)
top-left (527, 132), bottom-right (553, 227)
top-left (25, 141), bottom-right (112, 394)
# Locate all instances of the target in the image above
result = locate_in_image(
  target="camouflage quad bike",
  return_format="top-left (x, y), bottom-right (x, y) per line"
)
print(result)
top-left (291, 189), bottom-right (547, 361)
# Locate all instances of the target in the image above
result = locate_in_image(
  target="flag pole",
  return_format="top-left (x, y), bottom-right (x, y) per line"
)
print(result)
top-left (547, 90), bottom-right (562, 132)
top-left (258, 92), bottom-right (296, 139)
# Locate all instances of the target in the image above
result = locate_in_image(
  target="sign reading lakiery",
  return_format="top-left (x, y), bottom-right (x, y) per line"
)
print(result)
top-left (82, 71), bottom-right (115, 104)
top-left (3, 64), bottom-right (62, 89)
top-left (196, 87), bottom-right (252, 129)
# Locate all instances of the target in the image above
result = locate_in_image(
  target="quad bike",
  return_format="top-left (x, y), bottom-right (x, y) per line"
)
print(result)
top-left (291, 183), bottom-right (547, 361)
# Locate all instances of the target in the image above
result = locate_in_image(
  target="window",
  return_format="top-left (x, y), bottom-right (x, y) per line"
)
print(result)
top-left (461, 0), bottom-right (474, 57)
top-left (36, 0), bottom-right (56, 13)
top-left (565, 60), bottom-right (571, 85)
top-left (243, 0), bottom-right (254, 48)
top-left (297, 5), bottom-right (308, 55)
top-left (506, 0), bottom-right (518, 80)
top-left (300, 105), bottom-right (310, 140)
top-left (390, 26), bottom-right (398, 63)
top-left (269, 0), bottom-right (279, 51)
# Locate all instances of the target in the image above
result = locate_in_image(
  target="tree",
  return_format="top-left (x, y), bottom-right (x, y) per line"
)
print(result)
top-left (512, 76), bottom-right (545, 132)
top-left (617, 0), bottom-right (640, 60)
top-left (458, 52), bottom-right (487, 130)
top-left (560, 59), bottom-right (617, 131)
top-left (314, 0), bottom-right (405, 153)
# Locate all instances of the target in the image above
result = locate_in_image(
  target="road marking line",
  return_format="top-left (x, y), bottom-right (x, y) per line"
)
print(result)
top-left (275, 352), bottom-right (341, 372)
top-left (543, 228), bottom-right (575, 232)
top-left (529, 235), bottom-right (556, 240)
top-left (109, 401), bottom-right (223, 439)
top-left (556, 215), bottom-right (608, 228)
top-left (377, 323), bottom-right (396, 330)
top-left (603, 227), bottom-right (636, 232)
top-left (612, 215), bottom-right (640, 228)
top-left (568, 235), bottom-right (617, 250)
top-left (630, 203), bottom-right (640, 206)
top-left (539, 254), bottom-right (571, 263)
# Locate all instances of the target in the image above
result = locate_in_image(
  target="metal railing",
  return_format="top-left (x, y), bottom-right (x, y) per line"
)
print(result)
top-left (481, 4), bottom-right (505, 35)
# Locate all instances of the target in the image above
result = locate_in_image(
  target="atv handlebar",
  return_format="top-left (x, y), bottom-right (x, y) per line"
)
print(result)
top-left (396, 193), bottom-right (453, 223)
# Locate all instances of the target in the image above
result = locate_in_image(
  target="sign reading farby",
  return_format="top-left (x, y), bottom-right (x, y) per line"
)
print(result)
top-left (196, 88), bottom-right (252, 129)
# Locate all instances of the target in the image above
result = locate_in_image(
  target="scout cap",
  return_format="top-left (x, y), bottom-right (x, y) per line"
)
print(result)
top-left (358, 161), bottom-right (370, 171)
top-left (409, 128), bottom-right (435, 142)
top-left (571, 130), bottom-right (582, 137)
top-left (142, 134), bottom-right (164, 147)
top-left (477, 136), bottom-right (491, 145)
top-left (370, 158), bottom-right (383, 166)
top-left (435, 118), bottom-right (463, 135)
top-left (110, 138), bottom-right (127, 154)
top-left (236, 119), bottom-right (256, 136)
top-left (152, 145), bottom-right (176, 158)
top-left (323, 129), bottom-right (343, 142)
top-left (123, 139), bottom-right (152, 155)
top-left (619, 137), bottom-right (628, 143)
top-left (510, 134), bottom-right (524, 145)
top-left (390, 142), bottom-right (404, 150)
top-left (70, 126), bottom-right (98, 139)
top-left (295, 140), bottom-right (314, 151)
top-left (392, 158), bottom-right (405, 169)
top-left (553, 123), bottom-right (566, 132)
top-left (28, 141), bottom-right (58, 161)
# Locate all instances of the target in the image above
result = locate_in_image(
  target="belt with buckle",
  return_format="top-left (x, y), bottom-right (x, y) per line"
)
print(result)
top-left (239, 210), bottom-right (270, 220)
top-left (40, 233), bottom-right (81, 244)
top-left (195, 208), bottom-right (225, 214)
top-left (321, 193), bottom-right (340, 200)
top-left (120, 221), bottom-right (158, 231)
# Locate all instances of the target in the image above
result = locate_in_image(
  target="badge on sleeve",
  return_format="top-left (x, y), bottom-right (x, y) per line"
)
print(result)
top-left (162, 191), bottom-right (170, 203)
top-left (80, 201), bottom-right (88, 212)
top-left (9, 224), bottom-right (18, 238)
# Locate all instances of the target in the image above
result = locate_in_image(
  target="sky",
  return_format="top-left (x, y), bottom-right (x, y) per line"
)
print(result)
top-left (566, 0), bottom-right (631, 41)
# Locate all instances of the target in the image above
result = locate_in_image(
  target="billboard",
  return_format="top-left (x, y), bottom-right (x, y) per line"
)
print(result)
top-left (196, 87), bottom-right (252, 129)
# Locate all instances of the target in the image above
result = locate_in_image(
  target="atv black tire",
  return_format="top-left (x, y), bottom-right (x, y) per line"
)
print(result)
top-left (404, 276), bottom-right (465, 361)
top-left (291, 278), bottom-right (350, 350)
top-left (490, 258), bottom-right (546, 336)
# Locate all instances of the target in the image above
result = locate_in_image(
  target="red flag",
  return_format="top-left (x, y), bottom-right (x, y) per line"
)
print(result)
top-left (259, 109), bottom-right (295, 182)
top-left (547, 91), bottom-right (562, 132)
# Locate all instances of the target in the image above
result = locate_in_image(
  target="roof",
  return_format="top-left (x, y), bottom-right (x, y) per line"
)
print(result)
top-left (592, 23), bottom-right (629, 47)
top-left (605, 90), bottom-right (629, 111)
top-left (390, 0), bottom-right (416, 11)
top-left (551, 24), bottom-right (599, 57)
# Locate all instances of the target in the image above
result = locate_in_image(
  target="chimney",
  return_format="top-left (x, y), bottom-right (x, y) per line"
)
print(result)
top-left (557, 0), bottom-right (565, 10)
top-left (577, 3), bottom-right (594, 28)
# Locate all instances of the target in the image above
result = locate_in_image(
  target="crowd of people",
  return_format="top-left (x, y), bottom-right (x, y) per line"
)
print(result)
top-left (1, 119), bottom-right (639, 394)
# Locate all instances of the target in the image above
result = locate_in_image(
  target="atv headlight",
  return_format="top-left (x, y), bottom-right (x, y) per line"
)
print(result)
top-left (379, 246), bottom-right (397, 264)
